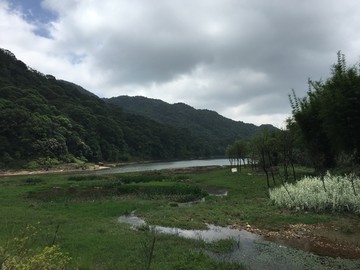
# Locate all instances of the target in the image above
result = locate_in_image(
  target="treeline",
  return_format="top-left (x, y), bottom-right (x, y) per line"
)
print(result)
top-left (227, 52), bottom-right (360, 184)
top-left (106, 96), bottom-right (276, 156)
top-left (0, 49), bottom-right (208, 169)
top-left (226, 129), bottom-right (298, 189)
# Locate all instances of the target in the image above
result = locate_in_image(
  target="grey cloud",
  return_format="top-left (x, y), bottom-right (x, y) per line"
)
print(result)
top-left (2, 0), bottom-right (360, 127)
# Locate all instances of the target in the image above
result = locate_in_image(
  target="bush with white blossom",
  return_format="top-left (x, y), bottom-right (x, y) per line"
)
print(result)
top-left (270, 172), bottom-right (360, 215)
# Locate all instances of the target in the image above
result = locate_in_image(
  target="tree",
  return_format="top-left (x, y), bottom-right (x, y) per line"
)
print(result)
top-left (226, 139), bottom-right (247, 172)
top-left (275, 128), bottom-right (297, 181)
top-left (248, 130), bottom-right (281, 192)
top-left (289, 52), bottom-right (360, 170)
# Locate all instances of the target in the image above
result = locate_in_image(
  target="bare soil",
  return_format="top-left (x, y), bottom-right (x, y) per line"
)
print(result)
top-left (232, 221), bottom-right (360, 259)
top-left (0, 164), bottom-right (110, 177)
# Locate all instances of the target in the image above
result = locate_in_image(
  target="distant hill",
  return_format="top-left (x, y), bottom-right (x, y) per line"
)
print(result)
top-left (0, 49), bottom-right (208, 168)
top-left (105, 96), bottom-right (277, 154)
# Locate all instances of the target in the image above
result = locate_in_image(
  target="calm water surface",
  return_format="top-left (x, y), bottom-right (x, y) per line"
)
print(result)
top-left (96, 158), bottom-right (230, 174)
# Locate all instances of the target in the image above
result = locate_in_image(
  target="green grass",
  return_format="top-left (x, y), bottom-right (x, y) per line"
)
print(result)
top-left (0, 167), bottom-right (359, 269)
top-left (202, 238), bottom-right (239, 253)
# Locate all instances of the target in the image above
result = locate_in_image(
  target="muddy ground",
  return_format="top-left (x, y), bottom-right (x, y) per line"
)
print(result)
top-left (232, 221), bottom-right (360, 259)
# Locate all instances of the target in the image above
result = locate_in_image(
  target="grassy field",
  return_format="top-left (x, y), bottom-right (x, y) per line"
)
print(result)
top-left (0, 167), bottom-right (359, 269)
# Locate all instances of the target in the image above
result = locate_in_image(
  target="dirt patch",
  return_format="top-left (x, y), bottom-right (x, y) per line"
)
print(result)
top-left (0, 165), bottom-right (110, 177)
top-left (231, 222), bottom-right (360, 259)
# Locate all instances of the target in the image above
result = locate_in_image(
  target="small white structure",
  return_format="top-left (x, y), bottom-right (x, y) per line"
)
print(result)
top-left (231, 167), bottom-right (237, 173)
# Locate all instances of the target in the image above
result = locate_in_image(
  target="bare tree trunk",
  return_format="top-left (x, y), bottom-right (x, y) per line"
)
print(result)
top-left (290, 159), bottom-right (296, 181)
top-left (237, 158), bottom-right (241, 172)
top-left (267, 152), bottom-right (276, 185)
top-left (278, 173), bottom-right (294, 202)
top-left (261, 151), bottom-right (270, 190)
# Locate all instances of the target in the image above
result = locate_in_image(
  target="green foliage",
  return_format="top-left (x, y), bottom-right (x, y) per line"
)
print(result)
top-left (172, 250), bottom-right (248, 270)
top-left (226, 139), bottom-right (248, 171)
top-left (1, 168), bottom-right (359, 268)
top-left (28, 179), bottom-right (205, 203)
top-left (68, 173), bottom-right (167, 183)
top-left (117, 183), bottom-right (206, 202)
top-left (270, 173), bottom-right (360, 214)
top-left (289, 52), bottom-right (360, 169)
top-left (106, 95), bottom-right (277, 156)
top-left (203, 238), bottom-right (238, 253)
top-left (21, 177), bottom-right (43, 185)
top-left (0, 48), bottom-right (209, 168)
top-left (0, 224), bottom-right (71, 270)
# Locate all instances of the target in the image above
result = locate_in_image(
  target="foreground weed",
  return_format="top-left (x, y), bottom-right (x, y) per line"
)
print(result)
top-left (139, 229), bottom-right (157, 270)
top-left (0, 224), bottom-right (71, 270)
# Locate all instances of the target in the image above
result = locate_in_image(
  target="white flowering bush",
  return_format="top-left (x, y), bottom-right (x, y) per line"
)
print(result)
top-left (270, 172), bottom-right (360, 215)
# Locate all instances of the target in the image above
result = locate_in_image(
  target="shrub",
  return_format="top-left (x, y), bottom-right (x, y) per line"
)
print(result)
top-left (22, 177), bottom-right (43, 184)
top-left (68, 175), bottom-right (102, 181)
top-left (117, 184), bottom-right (207, 202)
top-left (0, 224), bottom-right (71, 270)
top-left (270, 172), bottom-right (360, 215)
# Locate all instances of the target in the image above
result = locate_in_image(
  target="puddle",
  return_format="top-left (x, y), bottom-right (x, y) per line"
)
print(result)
top-left (176, 197), bottom-right (206, 207)
top-left (118, 212), bottom-right (259, 244)
top-left (118, 214), bottom-right (146, 227)
top-left (202, 186), bottom-right (228, 197)
top-left (118, 213), bottom-right (360, 270)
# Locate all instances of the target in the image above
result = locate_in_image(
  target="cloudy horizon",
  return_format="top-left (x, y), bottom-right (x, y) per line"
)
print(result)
top-left (1, 0), bottom-right (360, 128)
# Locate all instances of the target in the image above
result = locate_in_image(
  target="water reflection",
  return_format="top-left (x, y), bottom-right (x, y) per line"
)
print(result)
top-left (118, 213), bottom-right (360, 270)
top-left (96, 158), bottom-right (229, 174)
top-left (118, 212), bottom-right (260, 243)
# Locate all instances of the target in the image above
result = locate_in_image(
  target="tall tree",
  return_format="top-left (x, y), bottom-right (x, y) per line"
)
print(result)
top-left (289, 52), bottom-right (360, 169)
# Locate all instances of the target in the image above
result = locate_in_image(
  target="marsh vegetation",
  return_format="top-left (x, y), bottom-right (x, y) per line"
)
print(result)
top-left (1, 167), bottom-right (360, 269)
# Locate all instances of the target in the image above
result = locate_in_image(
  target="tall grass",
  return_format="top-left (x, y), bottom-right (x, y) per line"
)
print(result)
top-left (270, 172), bottom-right (360, 215)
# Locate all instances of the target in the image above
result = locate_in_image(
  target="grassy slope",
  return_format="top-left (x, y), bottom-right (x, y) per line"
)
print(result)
top-left (0, 168), bottom-right (359, 269)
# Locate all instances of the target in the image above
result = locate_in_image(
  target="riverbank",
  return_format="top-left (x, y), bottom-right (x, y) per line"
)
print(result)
top-left (0, 158), bottom-right (230, 177)
top-left (232, 221), bottom-right (360, 259)
top-left (0, 164), bottom-right (111, 177)
top-left (118, 212), bottom-right (360, 269)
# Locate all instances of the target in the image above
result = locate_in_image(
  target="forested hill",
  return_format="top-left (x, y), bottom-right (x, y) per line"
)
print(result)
top-left (105, 96), bottom-right (276, 154)
top-left (0, 49), bottom-right (209, 168)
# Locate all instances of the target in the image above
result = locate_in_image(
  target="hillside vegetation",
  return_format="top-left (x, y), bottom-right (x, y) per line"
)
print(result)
top-left (0, 49), bottom-right (209, 168)
top-left (106, 95), bottom-right (276, 155)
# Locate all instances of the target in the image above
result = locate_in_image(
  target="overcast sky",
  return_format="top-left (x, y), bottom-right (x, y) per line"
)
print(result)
top-left (1, 0), bottom-right (360, 127)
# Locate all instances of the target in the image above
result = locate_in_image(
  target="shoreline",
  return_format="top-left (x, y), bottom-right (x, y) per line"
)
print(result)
top-left (232, 222), bottom-right (360, 260)
top-left (0, 164), bottom-right (111, 177)
top-left (0, 158), bottom-right (229, 177)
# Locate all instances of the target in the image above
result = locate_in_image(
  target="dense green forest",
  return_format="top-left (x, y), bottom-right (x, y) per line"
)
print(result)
top-left (289, 52), bottom-right (360, 170)
top-left (106, 96), bottom-right (275, 155)
top-left (0, 49), bottom-right (211, 168)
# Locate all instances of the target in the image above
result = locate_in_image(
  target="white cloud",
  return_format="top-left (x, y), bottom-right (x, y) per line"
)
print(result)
top-left (1, 0), bottom-right (360, 127)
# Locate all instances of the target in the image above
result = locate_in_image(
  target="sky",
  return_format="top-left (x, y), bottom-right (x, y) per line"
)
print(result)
top-left (1, 0), bottom-right (360, 128)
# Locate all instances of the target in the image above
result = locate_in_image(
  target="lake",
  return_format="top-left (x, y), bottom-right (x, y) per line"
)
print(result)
top-left (95, 158), bottom-right (230, 174)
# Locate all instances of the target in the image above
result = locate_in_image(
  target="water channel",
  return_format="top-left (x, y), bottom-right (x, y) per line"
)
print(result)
top-left (119, 213), bottom-right (360, 270)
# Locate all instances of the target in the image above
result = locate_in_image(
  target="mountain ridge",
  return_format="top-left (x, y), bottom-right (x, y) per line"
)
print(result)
top-left (0, 48), bottom-right (208, 167)
top-left (105, 95), bottom-right (277, 154)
